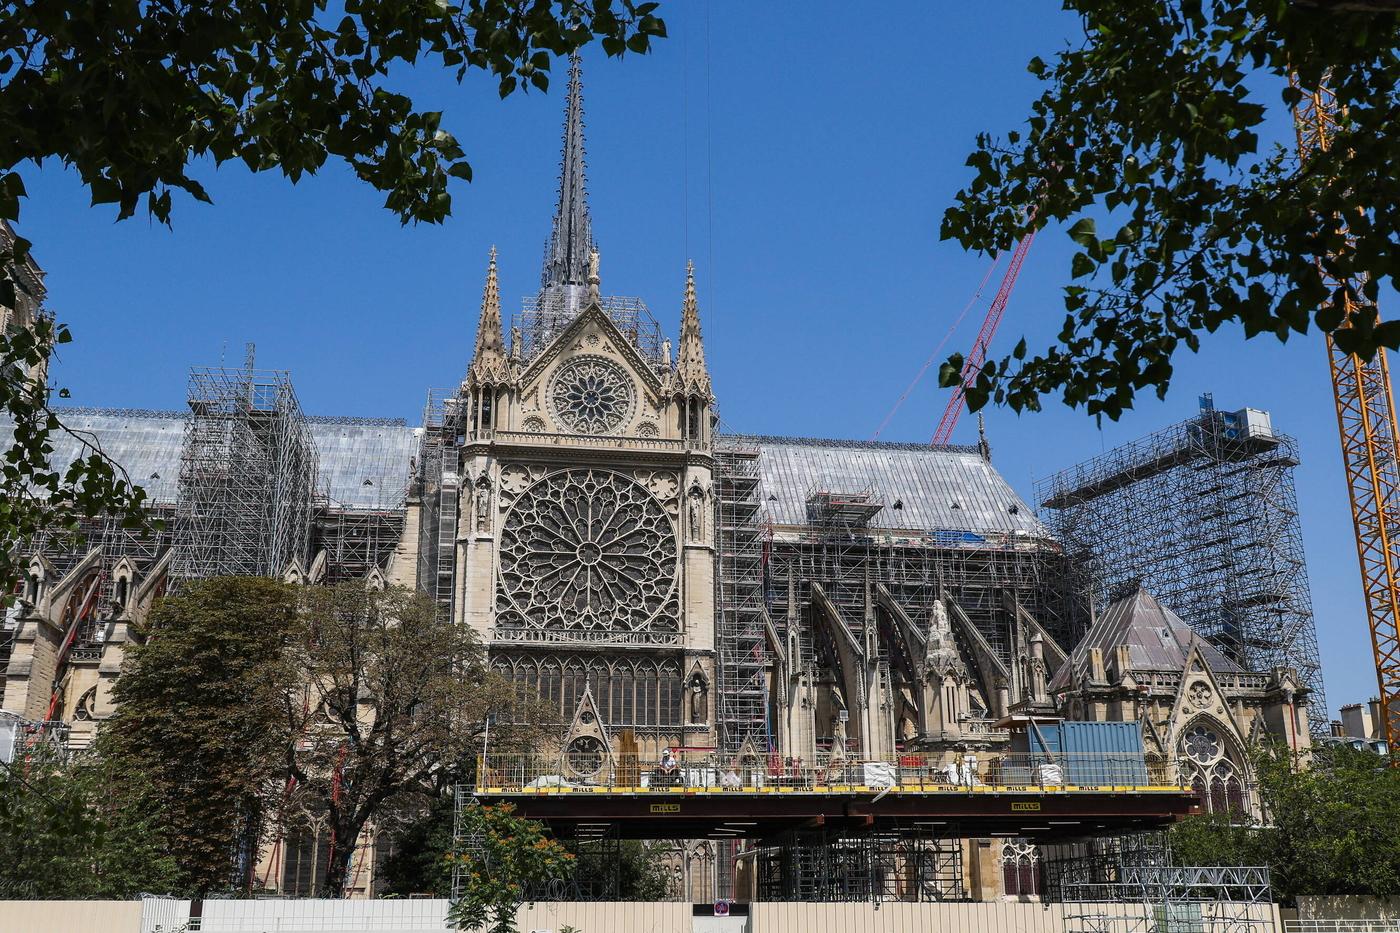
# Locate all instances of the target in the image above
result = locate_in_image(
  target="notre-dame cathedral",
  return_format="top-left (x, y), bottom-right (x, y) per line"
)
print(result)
top-left (2, 55), bottom-right (1316, 899)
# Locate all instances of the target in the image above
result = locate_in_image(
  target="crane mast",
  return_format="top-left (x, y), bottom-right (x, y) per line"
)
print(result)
top-left (932, 229), bottom-right (1037, 446)
top-left (1292, 77), bottom-right (1400, 754)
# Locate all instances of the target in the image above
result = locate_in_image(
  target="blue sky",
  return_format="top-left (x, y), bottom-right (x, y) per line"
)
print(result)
top-left (18, 3), bottom-right (1387, 713)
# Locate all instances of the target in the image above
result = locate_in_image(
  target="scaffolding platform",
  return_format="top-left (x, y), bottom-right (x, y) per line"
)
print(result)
top-left (470, 752), bottom-right (1198, 841)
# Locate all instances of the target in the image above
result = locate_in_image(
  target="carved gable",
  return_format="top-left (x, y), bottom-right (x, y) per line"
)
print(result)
top-left (515, 303), bottom-right (664, 438)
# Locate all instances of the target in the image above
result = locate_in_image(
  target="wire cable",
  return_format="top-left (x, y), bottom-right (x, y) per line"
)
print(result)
top-left (870, 253), bottom-right (1002, 440)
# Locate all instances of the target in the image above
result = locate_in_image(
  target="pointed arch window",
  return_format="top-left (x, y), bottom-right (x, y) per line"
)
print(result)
top-left (1000, 839), bottom-right (1041, 897)
top-left (1178, 721), bottom-right (1249, 818)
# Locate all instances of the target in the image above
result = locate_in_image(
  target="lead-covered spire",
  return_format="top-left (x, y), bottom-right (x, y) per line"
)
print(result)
top-left (541, 54), bottom-right (594, 293)
top-left (675, 260), bottom-right (712, 398)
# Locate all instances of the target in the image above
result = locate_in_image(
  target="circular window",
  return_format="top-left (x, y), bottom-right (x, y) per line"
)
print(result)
top-left (1183, 725), bottom-right (1222, 764)
top-left (567, 736), bottom-right (606, 776)
top-left (496, 469), bottom-right (678, 634)
top-left (549, 355), bottom-right (635, 434)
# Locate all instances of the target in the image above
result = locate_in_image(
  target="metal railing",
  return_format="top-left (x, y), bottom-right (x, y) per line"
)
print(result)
top-left (475, 750), bottom-right (1186, 793)
top-left (1284, 923), bottom-right (1400, 933)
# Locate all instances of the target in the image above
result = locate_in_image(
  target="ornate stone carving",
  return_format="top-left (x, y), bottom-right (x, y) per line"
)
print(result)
top-left (549, 354), bottom-right (635, 434)
top-left (522, 415), bottom-right (546, 433)
top-left (496, 468), bottom-right (678, 637)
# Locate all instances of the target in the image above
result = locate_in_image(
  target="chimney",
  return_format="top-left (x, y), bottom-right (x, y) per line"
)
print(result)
top-left (1340, 702), bottom-right (1373, 740)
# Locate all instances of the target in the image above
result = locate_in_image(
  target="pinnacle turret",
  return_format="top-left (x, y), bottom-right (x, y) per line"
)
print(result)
top-left (468, 247), bottom-right (510, 386)
top-left (675, 260), bottom-right (712, 398)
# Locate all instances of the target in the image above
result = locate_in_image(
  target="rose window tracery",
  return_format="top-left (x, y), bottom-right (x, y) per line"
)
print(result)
top-left (549, 355), bottom-right (635, 434)
top-left (496, 469), bottom-right (678, 637)
top-left (1183, 724), bottom-right (1222, 764)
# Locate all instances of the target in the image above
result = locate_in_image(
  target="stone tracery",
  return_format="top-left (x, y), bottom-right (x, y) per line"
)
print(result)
top-left (549, 355), bottom-right (635, 434)
top-left (496, 469), bottom-right (678, 640)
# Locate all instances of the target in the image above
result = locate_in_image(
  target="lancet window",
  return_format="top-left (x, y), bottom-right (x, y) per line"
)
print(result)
top-left (494, 653), bottom-right (684, 728)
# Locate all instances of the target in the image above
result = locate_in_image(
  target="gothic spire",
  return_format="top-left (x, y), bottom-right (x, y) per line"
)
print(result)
top-left (541, 53), bottom-right (594, 292)
top-left (468, 247), bottom-right (510, 386)
top-left (675, 260), bottom-right (712, 398)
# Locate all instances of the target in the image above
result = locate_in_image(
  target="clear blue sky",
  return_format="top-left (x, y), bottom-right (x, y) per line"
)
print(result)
top-left (17, 2), bottom-right (1389, 714)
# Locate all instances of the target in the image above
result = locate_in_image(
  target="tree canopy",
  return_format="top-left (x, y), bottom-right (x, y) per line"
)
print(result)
top-left (1170, 743), bottom-right (1400, 902)
top-left (941, 0), bottom-right (1400, 419)
top-left (0, 743), bottom-right (179, 898)
top-left (100, 576), bottom-right (302, 894)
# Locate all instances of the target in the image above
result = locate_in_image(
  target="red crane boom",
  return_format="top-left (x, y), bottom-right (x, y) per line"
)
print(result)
top-left (931, 229), bottom-right (1037, 446)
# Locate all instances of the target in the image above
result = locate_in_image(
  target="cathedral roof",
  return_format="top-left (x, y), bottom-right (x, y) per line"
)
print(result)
top-left (37, 408), bottom-right (417, 511)
top-left (724, 434), bottom-right (1050, 539)
top-left (1048, 586), bottom-right (1242, 693)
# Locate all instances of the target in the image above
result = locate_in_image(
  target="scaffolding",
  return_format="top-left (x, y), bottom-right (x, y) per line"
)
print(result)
top-left (765, 526), bottom-right (1081, 709)
top-left (714, 444), bottom-right (770, 752)
top-left (314, 509), bottom-right (406, 584)
top-left (172, 358), bottom-right (317, 580)
top-left (1042, 833), bottom-right (1272, 906)
top-left (752, 827), bottom-right (965, 902)
top-left (511, 293), bottom-right (667, 366)
top-left (415, 387), bottom-right (464, 616)
top-left (1037, 397), bottom-right (1327, 733)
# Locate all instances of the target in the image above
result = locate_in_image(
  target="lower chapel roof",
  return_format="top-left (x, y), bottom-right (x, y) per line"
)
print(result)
top-left (35, 409), bottom-right (1049, 538)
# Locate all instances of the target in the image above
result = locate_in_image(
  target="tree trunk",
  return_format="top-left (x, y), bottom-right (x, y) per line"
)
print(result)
top-left (319, 813), bottom-right (364, 898)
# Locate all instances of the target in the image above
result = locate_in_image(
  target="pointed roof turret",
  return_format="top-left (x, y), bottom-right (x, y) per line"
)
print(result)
top-left (675, 260), bottom-right (712, 398)
top-left (541, 53), bottom-right (594, 300)
top-left (468, 247), bottom-right (511, 386)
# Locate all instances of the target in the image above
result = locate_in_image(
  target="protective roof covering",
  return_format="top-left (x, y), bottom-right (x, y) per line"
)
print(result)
top-left (34, 408), bottom-right (417, 510)
top-left (723, 435), bottom-right (1050, 538)
top-left (1048, 586), bottom-right (1242, 692)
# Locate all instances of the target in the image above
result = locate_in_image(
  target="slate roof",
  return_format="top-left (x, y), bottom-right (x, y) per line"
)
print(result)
top-left (38, 408), bottom-right (418, 510)
top-left (1048, 586), bottom-right (1242, 692)
top-left (724, 434), bottom-right (1050, 539)
top-left (25, 414), bottom-right (1046, 537)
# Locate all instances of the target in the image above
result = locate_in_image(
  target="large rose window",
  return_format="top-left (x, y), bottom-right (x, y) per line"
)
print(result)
top-left (496, 469), bottom-right (678, 637)
top-left (549, 355), bottom-right (635, 434)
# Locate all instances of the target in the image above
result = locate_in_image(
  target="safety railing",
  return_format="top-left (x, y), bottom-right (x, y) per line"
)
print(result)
top-left (475, 750), bottom-right (1187, 793)
top-left (1284, 922), bottom-right (1400, 933)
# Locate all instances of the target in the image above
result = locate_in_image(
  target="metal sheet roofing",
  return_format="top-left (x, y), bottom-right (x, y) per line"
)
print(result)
top-left (33, 409), bottom-right (418, 510)
top-left (723, 434), bottom-right (1050, 539)
top-left (1048, 586), bottom-right (1241, 692)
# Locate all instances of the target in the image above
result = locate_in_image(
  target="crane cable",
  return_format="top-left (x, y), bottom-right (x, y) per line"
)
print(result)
top-left (870, 253), bottom-right (1003, 440)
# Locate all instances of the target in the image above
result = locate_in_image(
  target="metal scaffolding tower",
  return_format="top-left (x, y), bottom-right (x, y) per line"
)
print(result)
top-left (1038, 397), bottom-right (1327, 734)
top-left (415, 387), bottom-right (463, 616)
top-left (173, 356), bottom-right (317, 580)
top-left (714, 443), bottom-right (770, 752)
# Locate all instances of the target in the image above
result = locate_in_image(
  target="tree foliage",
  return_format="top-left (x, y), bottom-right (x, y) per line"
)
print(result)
top-left (941, 0), bottom-right (1400, 419)
top-left (1, 0), bottom-right (665, 225)
top-left (0, 307), bottom-right (149, 608)
top-left (0, 0), bottom-right (666, 601)
top-left (0, 743), bottom-right (179, 898)
top-left (447, 802), bottom-right (575, 933)
top-left (284, 583), bottom-right (548, 897)
top-left (1169, 743), bottom-right (1400, 902)
top-left (100, 576), bottom-right (302, 894)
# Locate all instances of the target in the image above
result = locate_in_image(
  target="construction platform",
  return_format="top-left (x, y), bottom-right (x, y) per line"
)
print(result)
top-left (471, 752), bottom-right (1200, 841)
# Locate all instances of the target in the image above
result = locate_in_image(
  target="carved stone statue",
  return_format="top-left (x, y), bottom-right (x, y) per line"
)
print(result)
top-left (686, 481), bottom-right (706, 542)
top-left (474, 476), bottom-right (491, 532)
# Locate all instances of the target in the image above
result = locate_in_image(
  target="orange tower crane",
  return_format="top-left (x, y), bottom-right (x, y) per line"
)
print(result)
top-left (1292, 75), bottom-right (1400, 753)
